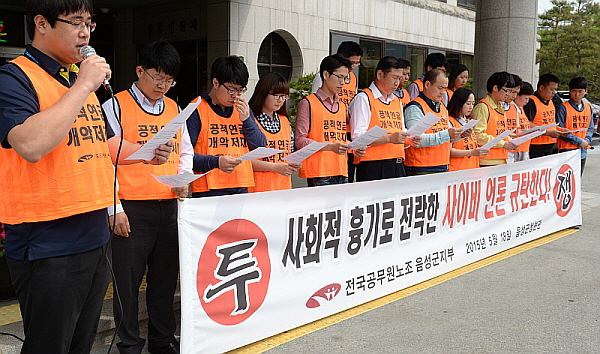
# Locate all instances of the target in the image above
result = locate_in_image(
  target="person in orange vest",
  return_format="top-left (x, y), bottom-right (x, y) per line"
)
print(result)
top-left (186, 56), bottom-right (267, 197)
top-left (248, 72), bottom-right (302, 192)
top-left (311, 41), bottom-right (363, 183)
top-left (472, 71), bottom-right (519, 166)
top-left (446, 64), bottom-right (469, 103)
top-left (523, 73), bottom-right (565, 158)
top-left (102, 40), bottom-right (191, 354)
top-left (0, 1), bottom-right (172, 352)
top-left (404, 69), bottom-right (462, 175)
top-left (503, 75), bottom-right (533, 163)
top-left (296, 54), bottom-right (359, 186)
top-left (406, 53), bottom-right (448, 101)
top-left (393, 58), bottom-right (412, 107)
top-left (447, 88), bottom-right (489, 171)
top-left (349, 56), bottom-right (421, 181)
top-left (556, 76), bottom-right (595, 175)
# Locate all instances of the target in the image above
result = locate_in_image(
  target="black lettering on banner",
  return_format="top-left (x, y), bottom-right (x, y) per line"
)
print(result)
top-left (303, 213), bottom-right (323, 265)
top-left (400, 193), bottom-right (440, 239)
top-left (203, 239), bottom-right (262, 315)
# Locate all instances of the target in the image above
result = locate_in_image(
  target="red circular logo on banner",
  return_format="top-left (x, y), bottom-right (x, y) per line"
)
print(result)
top-left (553, 164), bottom-right (576, 217)
top-left (197, 219), bottom-right (270, 326)
top-left (306, 283), bottom-right (341, 308)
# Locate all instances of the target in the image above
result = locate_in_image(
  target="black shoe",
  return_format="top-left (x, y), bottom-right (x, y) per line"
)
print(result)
top-left (148, 341), bottom-right (180, 354)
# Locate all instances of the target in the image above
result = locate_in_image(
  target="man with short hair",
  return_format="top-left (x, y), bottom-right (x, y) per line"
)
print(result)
top-left (556, 76), bottom-right (594, 174)
top-left (407, 52), bottom-right (448, 100)
top-left (472, 72), bottom-right (519, 166)
top-left (523, 73), bottom-right (564, 158)
top-left (296, 54), bottom-right (356, 186)
top-left (102, 40), bottom-right (192, 354)
top-left (0, 1), bottom-right (172, 352)
top-left (186, 56), bottom-right (266, 197)
top-left (404, 69), bottom-right (461, 175)
top-left (349, 56), bottom-right (420, 181)
top-left (393, 58), bottom-right (412, 107)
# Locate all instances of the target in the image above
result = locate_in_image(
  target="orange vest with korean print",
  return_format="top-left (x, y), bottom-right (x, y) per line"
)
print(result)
top-left (190, 98), bottom-right (254, 192)
top-left (506, 103), bottom-right (532, 153)
top-left (404, 97), bottom-right (450, 167)
top-left (481, 99), bottom-right (510, 160)
top-left (248, 113), bottom-right (292, 192)
top-left (114, 91), bottom-right (182, 200)
top-left (530, 95), bottom-right (557, 145)
top-left (338, 72), bottom-right (358, 108)
top-left (298, 94), bottom-right (348, 178)
top-left (354, 88), bottom-right (405, 163)
top-left (396, 88), bottom-right (411, 107)
top-left (558, 101), bottom-right (591, 151)
top-left (0, 56), bottom-right (113, 224)
top-left (448, 117), bottom-right (479, 171)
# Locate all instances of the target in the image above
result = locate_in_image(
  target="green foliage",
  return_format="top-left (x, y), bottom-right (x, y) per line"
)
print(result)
top-left (287, 72), bottom-right (316, 127)
top-left (538, 0), bottom-right (600, 102)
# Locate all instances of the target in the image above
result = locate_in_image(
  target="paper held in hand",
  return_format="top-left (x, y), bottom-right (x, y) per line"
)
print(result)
top-left (405, 112), bottom-right (443, 138)
top-left (152, 171), bottom-right (210, 188)
top-left (126, 100), bottom-right (201, 161)
top-left (347, 126), bottom-right (389, 149)
top-left (283, 141), bottom-right (328, 164)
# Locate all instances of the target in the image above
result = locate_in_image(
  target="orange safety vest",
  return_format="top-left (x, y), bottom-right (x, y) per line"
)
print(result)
top-left (114, 91), bottom-right (182, 200)
top-left (404, 97), bottom-right (450, 167)
top-left (396, 88), bottom-right (411, 107)
top-left (505, 103), bottom-right (532, 153)
top-left (414, 78), bottom-right (424, 93)
top-left (298, 94), bottom-right (348, 178)
top-left (354, 88), bottom-right (405, 163)
top-left (529, 95), bottom-right (556, 145)
top-left (558, 101), bottom-right (591, 150)
top-left (248, 113), bottom-right (293, 192)
top-left (480, 99), bottom-right (510, 160)
top-left (448, 117), bottom-right (479, 171)
top-left (338, 72), bottom-right (358, 108)
top-left (0, 56), bottom-right (113, 224)
top-left (446, 88), bottom-right (454, 102)
top-left (190, 97), bottom-right (254, 192)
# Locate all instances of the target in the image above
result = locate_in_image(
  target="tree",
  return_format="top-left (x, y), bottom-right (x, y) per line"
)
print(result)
top-left (537, 0), bottom-right (600, 101)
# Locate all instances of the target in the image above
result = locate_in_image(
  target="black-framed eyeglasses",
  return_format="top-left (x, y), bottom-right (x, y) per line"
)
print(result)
top-left (55, 18), bottom-right (96, 32)
top-left (144, 69), bottom-right (177, 88)
top-left (221, 83), bottom-right (248, 96)
top-left (501, 87), bottom-right (515, 94)
top-left (269, 93), bottom-right (289, 100)
top-left (329, 72), bottom-right (351, 84)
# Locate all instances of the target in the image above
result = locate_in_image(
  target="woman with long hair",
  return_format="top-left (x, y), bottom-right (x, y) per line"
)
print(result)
top-left (447, 87), bottom-right (489, 171)
top-left (248, 72), bottom-right (301, 192)
top-left (446, 64), bottom-right (469, 101)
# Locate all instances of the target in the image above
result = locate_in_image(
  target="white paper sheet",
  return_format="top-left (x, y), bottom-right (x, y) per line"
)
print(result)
top-left (480, 129), bottom-right (514, 150)
top-left (406, 112), bottom-right (444, 138)
top-left (126, 101), bottom-right (201, 161)
top-left (151, 171), bottom-right (208, 188)
top-left (561, 127), bottom-right (588, 134)
top-left (282, 141), bottom-right (328, 164)
top-left (518, 123), bottom-right (559, 136)
top-left (347, 126), bottom-right (389, 149)
top-left (236, 147), bottom-right (283, 162)
top-left (458, 119), bottom-right (478, 131)
top-left (509, 130), bottom-right (544, 146)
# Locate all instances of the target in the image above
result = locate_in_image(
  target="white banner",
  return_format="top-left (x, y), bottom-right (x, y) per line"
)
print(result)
top-left (178, 151), bottom-right (582, 354)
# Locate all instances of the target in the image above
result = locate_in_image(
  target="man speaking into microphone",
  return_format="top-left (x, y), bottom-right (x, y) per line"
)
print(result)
top-left (0, 1), bottom-right (173, 353)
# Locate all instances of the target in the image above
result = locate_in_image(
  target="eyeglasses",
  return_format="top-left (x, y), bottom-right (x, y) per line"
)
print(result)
top-left (329, 72), bottom-right (351, 84)
top-left (501, 87), bottom-right (515, 94)
top-left (221, 83), bottom-right (248, 96)
top-left (55, 18), bottom-right (96, 32)
top-left (269, 93), bottom-right (289, 100)
top-left (144, 69), bottom-right (176, 87)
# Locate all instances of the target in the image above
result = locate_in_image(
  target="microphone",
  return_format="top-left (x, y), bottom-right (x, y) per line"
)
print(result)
top-left (80, 45), bottom-right (113, 94)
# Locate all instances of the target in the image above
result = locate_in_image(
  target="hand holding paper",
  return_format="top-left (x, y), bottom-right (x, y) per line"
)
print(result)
top-left (347, 126), bottom-right (389, 149)
top-left (480, 129), bottom-right (514, 150)
top-left (406, 112), bottom-right (443, 138)
top-left (283, 141), bottom-right (328, 164)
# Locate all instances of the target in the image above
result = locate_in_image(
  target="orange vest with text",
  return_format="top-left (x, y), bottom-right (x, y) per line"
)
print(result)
top-left (448, 117), bottom-right (479, 171)
top-left (298, 94), bottom-right (348, 178)
top-left (404, 97), bottom-right (450, 167)
top-left (114, 91), bottom-right (182, 200)
top-left (354, 88), bottom-right (405, 163)
top-left (558, 101), bottom-right (591, 151)
top-left (481, 99), bottom-right (510, 160)
top-left (529, 95), bottom-right (557, 145)
top-left (338, 72), bottom-right (358, 108)
top-left (505, 103), bottom-right (532, 153)
top-left (248, 114), bottom-right (293, 192)
top-left (190, 97), bottom-right (254, 192)
top-left (0, 56), bottom-right (113, 224)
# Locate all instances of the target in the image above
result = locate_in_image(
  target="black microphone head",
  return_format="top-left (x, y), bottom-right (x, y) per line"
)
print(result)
top-left (80, 45), bottom-right (96, 58)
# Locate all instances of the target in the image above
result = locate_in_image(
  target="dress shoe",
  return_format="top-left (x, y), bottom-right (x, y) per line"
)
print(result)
top-left (148, 341), bottom-right (180, 354)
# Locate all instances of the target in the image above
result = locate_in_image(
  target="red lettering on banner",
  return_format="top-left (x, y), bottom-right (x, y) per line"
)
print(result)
top-left (484, 175), bottom-right (507, 219)
top-left (509, 168), bottom-right (553, 212)
top-left (442, 180), bottom-right (481, 228)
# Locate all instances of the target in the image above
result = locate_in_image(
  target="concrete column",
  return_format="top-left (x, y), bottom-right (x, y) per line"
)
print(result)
top-left (472, 0), bottom-right (538, 99)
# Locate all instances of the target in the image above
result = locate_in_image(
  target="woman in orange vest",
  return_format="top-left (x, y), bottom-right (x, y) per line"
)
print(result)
top-left (248, 73), bottom-right (301, 192)
top-left (447, 88), bottom-right (489, 171)
top-left (446, 64), bottom-right (469, 103)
